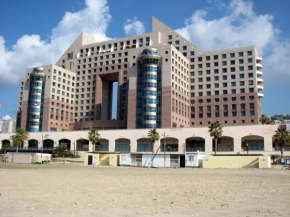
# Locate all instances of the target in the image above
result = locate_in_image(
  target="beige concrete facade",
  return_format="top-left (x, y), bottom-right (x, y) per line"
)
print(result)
top-left (1, 125), bottom-right (289, 157)
top-left (17, 17), bottom-right (263, 131)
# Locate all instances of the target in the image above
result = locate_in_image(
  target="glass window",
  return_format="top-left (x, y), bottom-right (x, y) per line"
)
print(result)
top-left (230, 53), bottom-right (235, 58)
top-left (247, 51), bottom-right (252, 55)
top-left (222, 54), bottom-right (227, 59)
top-left (239, 52), bottom-right (244, 57)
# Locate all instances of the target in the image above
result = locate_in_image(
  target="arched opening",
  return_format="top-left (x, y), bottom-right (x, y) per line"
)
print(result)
top-left (137, 138), bottom-right (153, 152)
top-left (59, 139), bottom-right (71, 150)
top-left (241, 135), bottom-right (264, 151)
top-left (28, 139), bottom-right (38, 150)
top-left (115, 139), bottom-right (130, 152)
top-left (76, 139), bottom-right (89, 151)
top-left (160, 138), bottom-right (178, 152)
top-left (186, 137), bottom-right (205, 152)
top-left (95, 139), bottom-right (109, 151)
top-left (212, 136), bottom-right (234, 152)
top-left (43, 139), bottom-right (54, 150)
top-left (1, 140), bottom-right (10, 149)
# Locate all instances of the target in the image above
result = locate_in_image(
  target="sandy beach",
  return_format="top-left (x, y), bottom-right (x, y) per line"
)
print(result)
top-left (0, 163), bottom-right (289, 217)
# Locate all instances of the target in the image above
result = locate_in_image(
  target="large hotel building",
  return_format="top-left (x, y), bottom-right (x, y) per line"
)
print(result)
top-left (16, 17), bottom-right (263, 132)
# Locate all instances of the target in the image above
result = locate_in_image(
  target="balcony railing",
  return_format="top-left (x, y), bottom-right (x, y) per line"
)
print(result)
top-left (213, 147), bottom-right (234, 152)
top-left (3, 147), bottom-right (54, 151)
top-left (186, 147), bottom-right (205, 152)
top-left (273, 146), bottom-right (290, 151)
top-left (242, 146), bottom-right (264, 151)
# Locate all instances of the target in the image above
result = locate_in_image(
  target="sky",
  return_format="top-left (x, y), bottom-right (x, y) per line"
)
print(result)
top-left (0, 0), bottom-right (289, 120)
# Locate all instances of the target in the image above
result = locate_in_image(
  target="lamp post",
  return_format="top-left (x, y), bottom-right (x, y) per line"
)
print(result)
top-left (162, 132), bottom-right (168, 168)
top-left (246, 143), bottom-right (249, 155)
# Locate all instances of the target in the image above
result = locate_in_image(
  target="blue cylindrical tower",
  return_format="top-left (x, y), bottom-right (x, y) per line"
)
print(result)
top-left (27, 67), bottom-right (45, 132)
top-left (137, 48), bottom-right (161, 128)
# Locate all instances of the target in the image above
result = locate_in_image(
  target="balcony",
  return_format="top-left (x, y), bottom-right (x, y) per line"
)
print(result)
top-left (257, 78), bottom-right (263, 83)
top-left (257, 85), bottom-right (264, 91)
top-left (256, 63), bottom-right (262, 69)
top-left (256, 56), bottom-right (262, 63)
top-left (257, 71), bottom-right (263, 77)
top-left (258, 92), bottom-right (264, 98)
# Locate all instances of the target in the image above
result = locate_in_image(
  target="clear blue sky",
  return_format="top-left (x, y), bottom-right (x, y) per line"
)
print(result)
top-left (0, 0), bottom-right (289, 120)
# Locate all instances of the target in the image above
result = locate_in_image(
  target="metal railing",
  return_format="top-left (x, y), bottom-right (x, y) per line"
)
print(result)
top-left (213, 147), bottom-right (234, 152)
top-left (242, 146), bottom-right (264, 151)
top-left (186, 147), bottom-right (205, 152)
top-left (273, 146), bottom-right (290, 151)
top-left (4, 147), bottom-right (54, 151)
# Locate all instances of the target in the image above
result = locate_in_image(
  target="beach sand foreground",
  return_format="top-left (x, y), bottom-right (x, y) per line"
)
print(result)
top-left (0, 163), bottom-right (289, 217)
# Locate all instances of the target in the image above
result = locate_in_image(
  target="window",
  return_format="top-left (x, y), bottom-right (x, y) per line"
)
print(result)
top-left (231, 82), bottom-right (236, 86)
top-left (214, 83), bottom-right (219, 88)
top-left (206, 63), bottom-right (211, 67)
top-left (231, 60), bottom-right (235, 65)
top-left (183, 46), bottom-right (187, 50)
top-left (240, 74), bottom-right (245, 78)
top-left (239, 52), bottom-right (244, 57)
top-left (190, 51), bottom-right (195, 56)
top-left (231, 89), bottom-right (236, 94)
top-left (239, 66), bottom-right (244, 71)
top-left (249, 88), bottom-right (254, 93)
top-left (214, 55), bottom-right (218, 60)
top-left (214, 76), bottom-right (219, 81)
top-left (239, 59), bottom-right (244, 64)
top-left (198, 64), bottom-right (202, 68)
top-left (247, 51), bottom-right (252, 55)
top-left (248, 65), bottom-right (253, 70)
top-left (222, 54), bottom-right (227, 59)
top-left (231, 75), bottom-right (236, 79)
top-left (168, 35), bottom-right (172, 39)
top-left (206, 56), bottom-right (210, 60)
top-left (248, 73), bottom-right (253, 78)
top-left (175, 40), bottom-right (180, 45)
top-left (222, 75), bottom-right (227, 80)
top-left (248, 58), bottom-right (253, 63)
top-left (198, 57), bottom-right (202, 61)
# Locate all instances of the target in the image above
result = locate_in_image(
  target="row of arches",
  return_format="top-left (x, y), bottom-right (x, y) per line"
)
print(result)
top-left (0, 135), bottom-right (268, 152)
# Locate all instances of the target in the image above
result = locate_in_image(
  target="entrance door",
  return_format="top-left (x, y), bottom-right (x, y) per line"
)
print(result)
top-left (88, 155), bottom-right (93, 165)
top-left (186, 154), bottom-right (195, 167)
top-left (180, 155), bottom-right (185, 167)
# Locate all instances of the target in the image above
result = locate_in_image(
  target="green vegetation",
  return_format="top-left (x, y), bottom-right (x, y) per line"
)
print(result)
top-left (274, 128), bottom-right (290, 158)
top-left (259, 115), bottom-right (273, 124)
top-left (270, 154), bottom-right (280, 164)
top-left (12, 129), bottom-right (29, 152)
top-left (88, 128), bottom-right (100, 151)
top-left (53, 146), bottom-right (79, 158)
top-left (209, 122), bottom-right (223, 155)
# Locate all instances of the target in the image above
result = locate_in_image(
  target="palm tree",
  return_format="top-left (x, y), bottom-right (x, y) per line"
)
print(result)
top-left (208, 122), bottom-right (223, 155)
top-left (12, 129), bottom-right (29, 153)
top-left (88, 128), bottom-right (100, 152)
top-left (259, 115), bottom-right (273, 125)
top-left (148, 128), bottom-right (160, 167)
top-left (274, 128), bottom-right (290, 159)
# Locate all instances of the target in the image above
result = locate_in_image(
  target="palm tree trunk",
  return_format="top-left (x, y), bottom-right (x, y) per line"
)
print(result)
top-left (281, 146), bottom-right (284, 159)
top-left (215, 138), bottom-right (217, 155)
top-left (151, 143), bottom-right (160, 166)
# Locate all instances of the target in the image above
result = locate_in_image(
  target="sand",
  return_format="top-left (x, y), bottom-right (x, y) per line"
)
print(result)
top-left (0, 163), bottom-right (289, 217)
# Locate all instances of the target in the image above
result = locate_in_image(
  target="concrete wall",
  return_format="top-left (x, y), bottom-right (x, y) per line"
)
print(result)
top-left (202, 155), bottom-right (271, 169)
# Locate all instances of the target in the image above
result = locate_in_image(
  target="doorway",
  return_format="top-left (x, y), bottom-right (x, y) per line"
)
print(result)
top-left (180, 155), bottom-right (185, 167)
